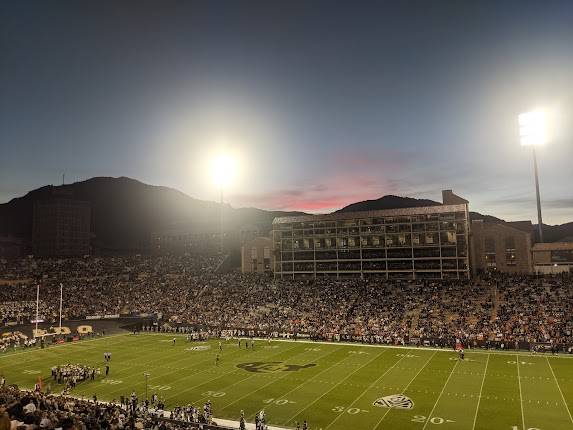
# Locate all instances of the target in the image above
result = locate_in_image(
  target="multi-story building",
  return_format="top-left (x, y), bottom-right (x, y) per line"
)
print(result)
top-left (532, 242), bottom-right (573, 274)
top-left (32, 199), bottom-right (91, 256)
top-left (241, 236), bottom-right (273, 274)
top-left (470, 220), bottom-right (533, 274)
top-left (272, 190), bottom-right (470, 280)
top-left (0, 236), bottom-right (25, 259)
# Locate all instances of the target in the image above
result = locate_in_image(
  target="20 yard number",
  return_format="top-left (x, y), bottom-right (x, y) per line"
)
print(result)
top-left (412, 416), bottom-right (455, 425)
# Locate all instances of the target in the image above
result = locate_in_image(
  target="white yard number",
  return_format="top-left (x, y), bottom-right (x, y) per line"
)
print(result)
top-left (511, 427), bottom-right (540, 430)
top-left (348, 351), bottom-right (368, 355)
top-left (149, 384), bottom-right (171, 391)
top-left (332, 406), bottom-right (368, 415)
top-left (101, 379), bottom-right (122, 385)
top-left (412, 416), bottom-right (455, 424)
top-left (305, 348), bottom-right (321, 352)
top-left (263, 398), bottom-right (295, 406)
top-left (202, 391), bottom-right (226, 398)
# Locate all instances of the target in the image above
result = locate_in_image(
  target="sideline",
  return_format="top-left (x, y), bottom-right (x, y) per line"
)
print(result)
top-left (140, 331), bottom-right (573, 358)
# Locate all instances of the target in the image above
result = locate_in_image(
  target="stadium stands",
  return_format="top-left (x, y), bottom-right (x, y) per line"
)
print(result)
top-left (1, 256), bottom-right (572, 350)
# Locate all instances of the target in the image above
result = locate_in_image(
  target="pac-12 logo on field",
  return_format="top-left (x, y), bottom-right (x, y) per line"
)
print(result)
top-left (236, 361), bottom-right (316, 373)
top-left (373, 394), bottom-right (414, 409)
top-left (185, 345), bottom-right (211, 351)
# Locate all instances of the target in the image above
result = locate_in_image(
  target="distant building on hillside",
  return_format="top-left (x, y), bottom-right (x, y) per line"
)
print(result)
top-left (0, 235), bottom-right (25, 259)
top-left (32, 199), bottom-right (91, 256)
top-left (151, 227), bottom-right (223, 254)
top-left (272, 189), bottom-right (470, 280)
top-left (532, 242), bottom-right (573, 274)
top-left (470, 220), bottom-right (533, 275)
top-left (241, 237), bottom-right (273, 274)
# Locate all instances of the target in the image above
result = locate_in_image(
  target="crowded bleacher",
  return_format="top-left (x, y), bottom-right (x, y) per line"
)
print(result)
top-left (1, 255), bottom-right (572, 349)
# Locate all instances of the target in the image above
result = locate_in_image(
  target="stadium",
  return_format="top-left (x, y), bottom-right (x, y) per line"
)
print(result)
top-left (3, 2), bottom-right (573, 430)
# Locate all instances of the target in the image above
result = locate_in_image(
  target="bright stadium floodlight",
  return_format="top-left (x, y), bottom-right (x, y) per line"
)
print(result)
top-left (518, 109), bottom-right (548, 242)
top-left (519, 109), bottom-right (548, 147)
top-left (210, 152), bottom-right (238, 254)
top-left (210, 153), bottom-right (237, 187)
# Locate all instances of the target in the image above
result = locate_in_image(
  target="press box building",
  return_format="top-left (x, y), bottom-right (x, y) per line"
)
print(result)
top-left (272, 190), bottom-right (470, 280)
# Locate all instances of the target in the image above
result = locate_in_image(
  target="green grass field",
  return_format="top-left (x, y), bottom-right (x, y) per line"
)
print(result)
top-left (2, 333), bottom-right (573, 430)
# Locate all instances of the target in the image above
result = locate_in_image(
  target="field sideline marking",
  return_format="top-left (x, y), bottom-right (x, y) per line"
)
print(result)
top-left (373, 351), bottom-right (437, 430)
top-left (281, 348), bottom-right (389, 425)
top-left (245, 346), bottom-right (357, 422)
top-left (516, 354), bottom-right (526, 430)
top-left (546, 356), bottom-right (573, 425)
top-left (245, 336), bottom-right (573, 359)
top-left (218, 345), bottom-right (343, 416)
top-left (471, 353), bottom-right (489, 430)
top-left (421, 357), bottom-right (459, 430)
top-left (324, 353), bottom-right (407, 429)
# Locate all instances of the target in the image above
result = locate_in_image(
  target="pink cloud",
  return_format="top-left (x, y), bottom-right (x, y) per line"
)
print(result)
top-left (231, 175), bottom-right (400, 213)
top-left (230, 147), bottom-right (408, 212)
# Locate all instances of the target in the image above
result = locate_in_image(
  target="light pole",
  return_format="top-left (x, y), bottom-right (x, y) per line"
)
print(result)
top-left (518, 109), bottom-right (547, 242)
top-left (211, 153), bottom-right (237, 255)
top-left (143, 372), bottom-right (150, 402)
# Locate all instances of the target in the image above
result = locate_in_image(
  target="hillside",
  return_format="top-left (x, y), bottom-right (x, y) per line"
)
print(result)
top-left (0, 177), bottom-right (304, 253)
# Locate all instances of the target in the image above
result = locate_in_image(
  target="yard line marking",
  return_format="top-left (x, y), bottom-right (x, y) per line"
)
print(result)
top-left (374, 351), bottom-right (437, 430)
top-left (421, 357), bottom-right (459, 430)
top-left (220, 346), bottom-right (342, 414)
top-left (101, 341), bottom-right (250, 399)
top-left (471, 353), bottom-right (489, 430)
top-left (546, 356), bottom-right (573, 425)
top-left (516, 354), bottom-right (526, 430)
top-left (166, 342), bottom-right (305, 403)
top-left (258, 346), bottom-right (355, 415)
top-left (324, 354), bottom-right (406, 429)
top-left (282, 348), bottom-right (388, 425)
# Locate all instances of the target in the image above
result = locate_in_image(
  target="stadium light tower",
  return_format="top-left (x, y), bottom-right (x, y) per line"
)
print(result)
top-left (211, 153), bottom-right (237, 254)
top-left (518, 109), bottom-right (547, 242)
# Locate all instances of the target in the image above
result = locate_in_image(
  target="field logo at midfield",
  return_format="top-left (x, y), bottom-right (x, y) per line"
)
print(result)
top-left (373, 394), bottom-right (414, 409)
top-left (237, 361), bottom-right (316, 373)
top-left (186, 345), bottom-right (211, 351)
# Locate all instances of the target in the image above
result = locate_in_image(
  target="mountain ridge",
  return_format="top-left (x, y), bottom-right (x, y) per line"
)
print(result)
top-left (0, 176), bottom-right (571, 253)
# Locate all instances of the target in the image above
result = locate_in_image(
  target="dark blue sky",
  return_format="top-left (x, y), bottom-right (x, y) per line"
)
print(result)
top-left (1, 1), bottom-right (572, 223)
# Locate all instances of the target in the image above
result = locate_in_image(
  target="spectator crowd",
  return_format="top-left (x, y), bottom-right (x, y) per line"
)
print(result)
top-left (2, 255), bottom-right (572, 349)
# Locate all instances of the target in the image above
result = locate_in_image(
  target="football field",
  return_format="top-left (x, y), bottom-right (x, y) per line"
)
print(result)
top-left (2, 333), bottom-right (573, 430)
